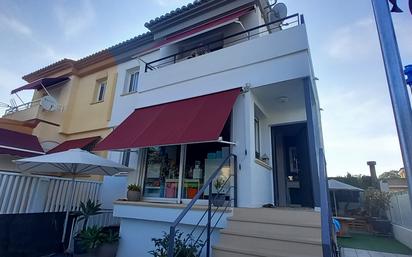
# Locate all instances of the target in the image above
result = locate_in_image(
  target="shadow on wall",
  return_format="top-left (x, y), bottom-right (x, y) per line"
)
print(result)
top-left (0, 212), bottom-right (74, 257)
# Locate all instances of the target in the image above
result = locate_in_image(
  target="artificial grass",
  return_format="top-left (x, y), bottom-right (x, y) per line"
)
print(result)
top-left (338, 233), bottom-right (412, 255)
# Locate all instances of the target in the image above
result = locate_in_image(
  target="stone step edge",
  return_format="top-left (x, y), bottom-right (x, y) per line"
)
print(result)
top-left (220, 229), bottom-right (322, 246)
top-left (212, 245), bottom-right (317, 257)
top-left (228, 217), bottom-right (322, 228)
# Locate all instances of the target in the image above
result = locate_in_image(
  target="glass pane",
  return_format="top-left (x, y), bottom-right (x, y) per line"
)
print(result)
top-left (128, 73), bottom-right (135, 92)
top-left (183, 143), bottom-right (231, 200)
top-left (143, 146), bottom-right (180, 198)
top-left (132, 71), bottom-right (139, 92)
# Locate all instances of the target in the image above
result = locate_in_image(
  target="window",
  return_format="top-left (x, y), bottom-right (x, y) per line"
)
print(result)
top-left (95, 80), bottom-right (107, 102)
top-left (254, 118), bottom-right (260, 159)
top-left (126, 69), bottom-right (139, 93)
top-left (143, 146), bottom-right (181, 199)
top-left (121, 149), bottom-right (131, 167)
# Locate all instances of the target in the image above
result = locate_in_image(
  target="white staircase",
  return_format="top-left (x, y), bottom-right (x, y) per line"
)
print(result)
top-left (212, 208), bottom-right (323, 257)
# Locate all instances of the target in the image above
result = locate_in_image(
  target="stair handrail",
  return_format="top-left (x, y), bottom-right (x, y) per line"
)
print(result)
top-left (167, 153), bottom-right (237, 257)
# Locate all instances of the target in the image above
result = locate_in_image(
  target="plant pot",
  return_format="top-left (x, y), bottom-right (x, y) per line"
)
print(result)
top-left (97, 242), bottom-right (119, 257)
top-left (371, 219), bottom-right (392, 235)
top-left (127, 190), bottom-right (141, 201)
top-left (73, 236), bottom-right (87, 255)
top-left (212, 194), bottom-right (226, 207)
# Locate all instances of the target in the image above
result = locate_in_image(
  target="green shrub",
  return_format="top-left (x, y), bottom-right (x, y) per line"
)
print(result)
top-left (149, 230), bottom-right (202, 257)
top-left (364, 188), bottom-right (391, 218)
top-left (127, 184), bottom-right (142, 191)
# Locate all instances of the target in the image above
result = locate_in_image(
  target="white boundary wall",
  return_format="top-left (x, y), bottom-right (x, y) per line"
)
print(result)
top-left (0, 171), bottom-right (101, 214)
top-left (389, 192), bottom-right (412, 249)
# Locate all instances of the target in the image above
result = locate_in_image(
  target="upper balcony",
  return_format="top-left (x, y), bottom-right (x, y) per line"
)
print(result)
top-left (139, 14), bottom-right (312, 95)
top-left (3, 98), bottom-right (63, 125)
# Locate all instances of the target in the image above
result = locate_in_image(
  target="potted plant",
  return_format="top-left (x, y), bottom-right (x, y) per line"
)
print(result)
top-left (149, 230), bottom-right (202, 257)
top-left (127, 184), bottom-right (142, 201)
top-left (78, 226), bottom-right (106, 255)
top-left (74, 199), bottom-right (102, 254)
top-left (96, 230), bottom-right (120, 257)
top-left (212, 176), bottom-right (226, 207)
top-left (364, 188), bottom-right (392, 234)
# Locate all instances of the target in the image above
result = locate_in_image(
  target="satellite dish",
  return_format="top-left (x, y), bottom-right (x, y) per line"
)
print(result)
top-left (40, 95), bottom-right (59, 112)
top-left (269, 3), bottom-right (288, 22)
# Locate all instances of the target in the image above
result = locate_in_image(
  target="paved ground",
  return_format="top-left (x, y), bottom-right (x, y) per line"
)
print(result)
top-left (342, 248), bottom-right (412, 257)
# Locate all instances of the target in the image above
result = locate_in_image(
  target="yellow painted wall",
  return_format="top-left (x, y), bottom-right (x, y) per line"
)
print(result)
top-left (62, 67), bottom-right (117, 135)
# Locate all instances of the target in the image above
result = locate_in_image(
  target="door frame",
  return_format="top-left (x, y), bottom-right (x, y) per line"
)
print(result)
top-left (270, 121), bottom-right (308, 207)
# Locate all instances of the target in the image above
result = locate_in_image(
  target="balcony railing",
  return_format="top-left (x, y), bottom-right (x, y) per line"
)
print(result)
top-left (4, 99), bottom-right (41, 116)
top-left (145, 13), bottom-right (303, 72)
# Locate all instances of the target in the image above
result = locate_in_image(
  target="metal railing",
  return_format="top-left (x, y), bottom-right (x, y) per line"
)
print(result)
top-left (167, 154), bottom-right (237, 257)
top-left (145, 13), bottom-right (302, 72)
top-left (4, 99), bottom-right (41, 115)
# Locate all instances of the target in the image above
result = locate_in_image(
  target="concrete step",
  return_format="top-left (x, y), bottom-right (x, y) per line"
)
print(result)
top-left (212, 208), bottom-right (323, 257)
top-left (220, 227), bottom-right (322, 245)
top-left (226, 218), bottom-right (321, 239)
top-left (212, 245), bottom-right (315, 257)
top-left (231, 208), bottom-right (321, 227)
top-left (218, 232), bottom-right (322, 256)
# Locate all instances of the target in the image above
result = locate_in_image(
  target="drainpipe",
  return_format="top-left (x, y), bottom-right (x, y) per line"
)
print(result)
top-left (367, 161), bottom-right (379, 189)
top-left (371, 0), bottom-right (412, 208)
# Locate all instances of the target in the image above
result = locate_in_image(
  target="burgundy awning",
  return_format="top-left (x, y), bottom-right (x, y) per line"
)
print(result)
top-left (11, 77), bottom-right (70, 94)
top-left (0, 128), bottom-right (44, 157)
top-left (95, 88), bottom-right (240, 150)
top-left (48, 136), bottom-right (101, 154)
top-left (148, 7), bottom-right (254, 51)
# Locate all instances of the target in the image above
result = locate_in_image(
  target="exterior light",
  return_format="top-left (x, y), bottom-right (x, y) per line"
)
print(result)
top-left (277, 96), bottom-right (289, 103)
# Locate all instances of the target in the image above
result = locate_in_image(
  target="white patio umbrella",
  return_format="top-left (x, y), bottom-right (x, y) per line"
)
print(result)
top-left (14, 148), bottom-right (133, 244)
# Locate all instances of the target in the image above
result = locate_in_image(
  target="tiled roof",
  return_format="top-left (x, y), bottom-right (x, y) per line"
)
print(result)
top-left (23, 31), bottom-right (153, 80)
top-left (76, 31), bottom-right (153, 65)
top-left (23, 59), bottom-right (75, 81)
top-left (145, 0), bottom-right (212, 29)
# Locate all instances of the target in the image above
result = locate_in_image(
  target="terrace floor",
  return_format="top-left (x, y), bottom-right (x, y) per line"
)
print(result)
top-left (338, 234), bottom-right (412, 255)
top-left (342, 248), bottom-right (412, 257)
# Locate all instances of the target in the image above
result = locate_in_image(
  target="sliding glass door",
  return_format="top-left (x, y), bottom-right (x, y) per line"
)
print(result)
top-left (141, 143), bottom-right (231, 203)
top-left (142, 146), bottom-right (181, 200)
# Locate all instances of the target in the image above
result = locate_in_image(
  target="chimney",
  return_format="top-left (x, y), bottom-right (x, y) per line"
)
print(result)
top-left (367, 161), bottom-right (379, 188)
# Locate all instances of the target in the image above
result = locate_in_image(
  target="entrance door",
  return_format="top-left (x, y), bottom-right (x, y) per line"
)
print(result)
top-left (271, 123), bottom-right (314, 208)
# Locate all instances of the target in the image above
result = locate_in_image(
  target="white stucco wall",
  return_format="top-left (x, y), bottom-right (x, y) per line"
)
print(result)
top-left (114, 203), bottom-right (228, 257)
top-left (109, 25), bottom-right (311, 127)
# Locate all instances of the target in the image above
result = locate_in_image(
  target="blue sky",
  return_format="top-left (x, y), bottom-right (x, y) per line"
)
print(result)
top-left (0, 0), bottom-right (411, 176)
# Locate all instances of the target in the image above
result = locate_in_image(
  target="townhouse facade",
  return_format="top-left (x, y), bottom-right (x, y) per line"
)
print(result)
top-left (3, 0), bottom-right (332, 256)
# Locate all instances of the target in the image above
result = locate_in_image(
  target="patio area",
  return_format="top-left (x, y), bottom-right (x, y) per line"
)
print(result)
top-left (342, 248), bottom-right (412, 257)
top-left (338, 233), bottom-right (412, 256)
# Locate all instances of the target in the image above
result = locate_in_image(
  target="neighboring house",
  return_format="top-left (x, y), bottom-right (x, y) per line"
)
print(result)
top-left (1, 35), bottom-right (151, 169)
top-left (380, 178), bottom-right (408, 192)
top-left (94, 1), bottom-right (330, 257)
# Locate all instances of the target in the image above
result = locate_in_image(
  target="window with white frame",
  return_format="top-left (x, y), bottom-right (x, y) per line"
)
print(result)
top-left (95, 80), bottom-right (107, 102)
top-left (121, 149), bottom-right (131, 167)
top-left (254, 117), bottom-right (260, 159)
top-left (125, 68), bottom-right (139, 93)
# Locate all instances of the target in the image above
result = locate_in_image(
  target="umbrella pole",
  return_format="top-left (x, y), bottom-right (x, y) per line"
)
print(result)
top-left (62, 175), bottom-right (76, 244)
top-left (333, 191), bottom-right (338, 217)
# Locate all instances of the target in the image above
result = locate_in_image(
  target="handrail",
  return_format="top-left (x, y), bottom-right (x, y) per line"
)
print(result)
top-left (167, 153), bottom-right (237, 257)
top-left (145, 13), bottom-right (301, 72)
top-left (4, 99), bottom-right (41, 115)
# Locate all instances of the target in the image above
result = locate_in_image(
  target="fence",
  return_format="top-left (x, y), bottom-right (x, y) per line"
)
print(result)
top-left (0, 170), bottom-right (101, 214)
top-left (389, 191), bottom-right (412, 229)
